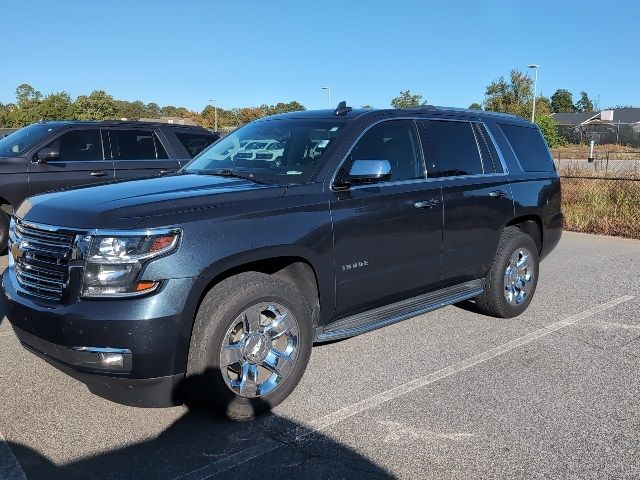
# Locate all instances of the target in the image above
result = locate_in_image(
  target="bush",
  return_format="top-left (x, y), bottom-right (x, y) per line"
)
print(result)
top-left (535, 115), bottom-right (564, 148)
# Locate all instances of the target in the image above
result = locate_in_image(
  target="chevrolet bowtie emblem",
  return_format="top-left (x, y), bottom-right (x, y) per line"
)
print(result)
top-left (10, 241), bottom-right (27, 260)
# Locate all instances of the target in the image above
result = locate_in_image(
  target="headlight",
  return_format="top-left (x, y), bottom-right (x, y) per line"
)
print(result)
top-left (82, 229), bottom-right (180, 298)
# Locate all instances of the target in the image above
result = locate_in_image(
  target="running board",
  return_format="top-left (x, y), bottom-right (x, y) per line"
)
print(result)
top-left (315, 279), bottom-right (484, 342)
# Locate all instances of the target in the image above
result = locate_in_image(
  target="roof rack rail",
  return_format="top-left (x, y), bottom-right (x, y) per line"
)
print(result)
top-left (333, 101), bottom-right (353, 116)
top-left (430, 106), bottom-right (521, 119)
top-left (416, 105), bottom-right (437, 111)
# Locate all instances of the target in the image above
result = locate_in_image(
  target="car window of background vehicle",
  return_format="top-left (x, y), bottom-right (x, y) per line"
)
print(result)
top-left (43, 129), bottom-right (103, 161)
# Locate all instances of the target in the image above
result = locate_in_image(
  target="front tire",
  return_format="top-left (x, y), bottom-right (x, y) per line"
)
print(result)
top-left (475, 226), bottom-right (539, 318)
top-left (187, 272), bottom-right (313, 420)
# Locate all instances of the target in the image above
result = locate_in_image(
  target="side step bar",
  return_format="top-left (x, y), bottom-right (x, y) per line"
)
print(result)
top-left (315, 279), bottom-right (484, 342)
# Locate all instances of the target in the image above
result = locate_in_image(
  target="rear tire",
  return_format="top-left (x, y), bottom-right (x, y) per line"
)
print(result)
top-left (475, 226), bottom-right (539, 318)
top-left (0, 210), bottom-right (9, 254)
top-left (186, 272), bottom-right (313, 421)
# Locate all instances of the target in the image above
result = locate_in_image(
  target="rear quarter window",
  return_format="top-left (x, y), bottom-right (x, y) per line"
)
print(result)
top-left (499, 123), bottom-right (554, 172)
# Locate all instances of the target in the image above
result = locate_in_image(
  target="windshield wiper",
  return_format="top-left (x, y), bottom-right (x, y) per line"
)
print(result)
top-left (192, 169), bottom-right (273, 185)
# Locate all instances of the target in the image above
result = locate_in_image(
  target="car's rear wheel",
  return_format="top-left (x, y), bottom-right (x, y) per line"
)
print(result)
top-left (0, 210), bottom-right (9, 254)
top-left (187, 272), bottom-right (313, 420)
top-left (475, 226), bottom-right (539, 318)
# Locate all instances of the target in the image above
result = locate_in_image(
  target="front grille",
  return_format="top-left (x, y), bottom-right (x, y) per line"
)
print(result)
top-left (12, 221), bottom-right (75, 301)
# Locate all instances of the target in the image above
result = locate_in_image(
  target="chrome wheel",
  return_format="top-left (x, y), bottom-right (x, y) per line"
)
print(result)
top-left (220, 303), bottom-right (299, 398)
top-left (504, 247), bottom-right (534, 305)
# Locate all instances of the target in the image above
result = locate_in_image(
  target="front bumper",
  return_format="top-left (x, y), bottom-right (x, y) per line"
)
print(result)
top-left (2, 268), bottom-right (201, 407)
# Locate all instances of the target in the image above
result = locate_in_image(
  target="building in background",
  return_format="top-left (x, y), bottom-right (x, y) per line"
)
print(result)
top-left (552, 108), bottom-right (640, 145)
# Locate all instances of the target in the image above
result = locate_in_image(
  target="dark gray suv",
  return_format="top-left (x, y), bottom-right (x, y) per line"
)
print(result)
top-left (0, 121), bottom-right (219, 250)
top-left (2, 104), bottom-right (562, 420)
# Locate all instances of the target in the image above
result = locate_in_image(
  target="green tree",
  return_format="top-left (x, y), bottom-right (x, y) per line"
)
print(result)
top-left (12, 84), bottom-right (43, 125)
top-left (575, 91), bottom-right (594, 112)
top-left (468, 102), bottom-right (483, 110)
top-left (484, 69), bottom-right (533, 117)
top-left (145, 102), bottom-right (161, 118)
top-left (38, 92), bottom-right (74, 120)
top-left (264, 101), bottom-right (306, 115)
top-left (550, 89), bottom-right (575, 113)
top-left (15, 84), bottom-right (42, 105)
top-left (74, 90), bottom-right (117, 120)
top-left (361, 104), bottom-right (374, 109)
top-left (534, 114), bottom-right (564, 148)
top-left (535, 95), bottom-right (552, 116)
top-left (391, 90), bottom-right (426, 109)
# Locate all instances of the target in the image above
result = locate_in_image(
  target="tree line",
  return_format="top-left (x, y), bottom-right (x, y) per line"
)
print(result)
top-left (0, 84), bottom-right (306, 130)
top-left (389, 69), bottom-right (601, 147)
top-left (2, 72), bottom-right (632, 148)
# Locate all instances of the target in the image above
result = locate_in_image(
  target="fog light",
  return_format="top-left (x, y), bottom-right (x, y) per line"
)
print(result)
top-left (99, 352), bottom-right (124, 368)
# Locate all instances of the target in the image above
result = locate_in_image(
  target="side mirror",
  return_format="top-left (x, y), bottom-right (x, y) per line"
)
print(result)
top-left (348, 159), bottom-right (392, 182)
top-left (36, 147), bottom-right (59, 163)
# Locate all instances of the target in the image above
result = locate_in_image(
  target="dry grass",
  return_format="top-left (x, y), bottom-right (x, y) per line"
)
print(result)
top-left (552, 144), bottom-right (640, 160)
top-left (561, 178), bottom-right (640, 239)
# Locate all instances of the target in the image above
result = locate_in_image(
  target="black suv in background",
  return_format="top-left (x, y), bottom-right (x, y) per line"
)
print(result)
top-left (0, 121), bottom-right (219, 249)
top-left (2, 104), bottom-right (562, 420)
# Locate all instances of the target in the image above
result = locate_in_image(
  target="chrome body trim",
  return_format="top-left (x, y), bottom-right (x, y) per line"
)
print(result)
top-left (315, 280), bottom-right (484, 342)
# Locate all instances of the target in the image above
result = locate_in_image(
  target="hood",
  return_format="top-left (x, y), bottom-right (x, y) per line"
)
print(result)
top-left (16, 174), bottom-right (287, 229)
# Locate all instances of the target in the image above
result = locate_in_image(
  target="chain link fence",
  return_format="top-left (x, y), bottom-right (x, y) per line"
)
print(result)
top-left (557, 123), bottom-right (640, 147)
top-left (554, 150), bottom-right (640, 239)
top-left (556, 152), bottom-right (640, 178)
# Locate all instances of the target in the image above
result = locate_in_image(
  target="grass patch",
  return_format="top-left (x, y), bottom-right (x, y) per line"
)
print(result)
top-left (561, 178), bottom-right (640, 239)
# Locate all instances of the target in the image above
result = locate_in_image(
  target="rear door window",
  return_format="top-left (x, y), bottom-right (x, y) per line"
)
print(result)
top-left (175, 132), bottom-right (216, 158)
top-left (112, 130), bottom-right (168, 160)
top-left (418, 120), bottom-right (483, 177)
top-left (499, 124), bottom-right (554, 172)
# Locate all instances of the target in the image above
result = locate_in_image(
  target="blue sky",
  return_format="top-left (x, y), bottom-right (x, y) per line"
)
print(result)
top-left (2, 0), bottom-right (638, 111)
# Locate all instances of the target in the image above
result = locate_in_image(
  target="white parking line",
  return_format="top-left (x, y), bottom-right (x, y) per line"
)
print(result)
top-left (0, 431), bottom-right (27, 480)
top-left (174, 295), bottom-right (634, 480)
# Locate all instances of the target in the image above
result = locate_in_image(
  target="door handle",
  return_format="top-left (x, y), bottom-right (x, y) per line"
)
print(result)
top-left (489, 190), bottom-right (507, 198)
top-left (414, 199), bottom-right (440, 209)
top-left (90, 170), bottom-right (110, 177)
top-left (160, 169), bottom-right (176, 175)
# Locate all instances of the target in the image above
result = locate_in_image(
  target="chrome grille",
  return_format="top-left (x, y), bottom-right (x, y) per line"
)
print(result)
top-left (12, 221), bottom-right (75, 301)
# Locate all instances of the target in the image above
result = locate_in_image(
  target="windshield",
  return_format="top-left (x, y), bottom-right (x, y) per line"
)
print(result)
top-left (184, 119), bottom-right (346, 184)
top-left (0, 124), bottom-right (58, 158)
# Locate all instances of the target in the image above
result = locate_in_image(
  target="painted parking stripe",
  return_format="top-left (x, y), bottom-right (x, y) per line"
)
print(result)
top-left (174, 295), bottom-right (634, 480)
top-left (0, 431), bottom-right (28, 480)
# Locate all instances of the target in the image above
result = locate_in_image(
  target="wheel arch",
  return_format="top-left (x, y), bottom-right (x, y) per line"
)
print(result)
top-left (192, 247), bottom-right (325, 330)
top-left (505, 215), bottom-right (543, 254)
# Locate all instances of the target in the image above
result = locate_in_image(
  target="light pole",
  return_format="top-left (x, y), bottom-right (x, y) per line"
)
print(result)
top-left (208, 99), bottom-right (218, 132)
top-left (527, 64), bottom-right (539, 122)
top-left (321, 86), bottom-right (331, 108)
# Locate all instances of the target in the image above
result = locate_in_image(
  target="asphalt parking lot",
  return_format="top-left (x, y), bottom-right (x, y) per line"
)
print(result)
top-left (0, 231), bottom-right (639, 480)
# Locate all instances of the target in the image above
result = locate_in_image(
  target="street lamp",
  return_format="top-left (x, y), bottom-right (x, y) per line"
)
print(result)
top-left (208, 98), bottom-right (218, 132)
top-left (527, 64), bottom-right (539, 122)
top-left (321, 86), bottom-right (331, 108)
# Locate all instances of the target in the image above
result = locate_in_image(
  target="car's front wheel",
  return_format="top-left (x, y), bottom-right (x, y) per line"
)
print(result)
top-left (475, 226), bottom-right (540, 318)
top-left (187, 272), bottom-right (313, 420)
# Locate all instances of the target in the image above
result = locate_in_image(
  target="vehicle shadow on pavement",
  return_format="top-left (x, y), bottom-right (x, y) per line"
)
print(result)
top-left (6, 371), bottom-right (395, 480)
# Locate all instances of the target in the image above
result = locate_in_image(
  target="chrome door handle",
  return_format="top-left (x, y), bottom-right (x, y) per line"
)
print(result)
top-left (90, 170), bottom-right (109, 177)
top-left (489, 190), bottom-right (507, 198)
top-left (414, 199), bottom-right (440, 209)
